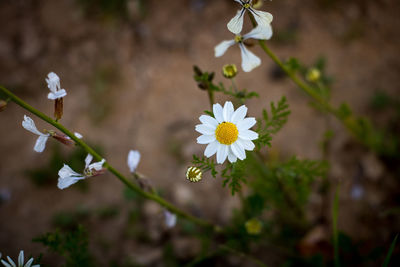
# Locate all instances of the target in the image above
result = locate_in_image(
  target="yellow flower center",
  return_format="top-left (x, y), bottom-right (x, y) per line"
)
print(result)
top-left (243, 3), bottom-right (251, 9)
top-left (234, 35), bottom-right (243, 43)
top-left (215, 122), bottom-right (239, 145)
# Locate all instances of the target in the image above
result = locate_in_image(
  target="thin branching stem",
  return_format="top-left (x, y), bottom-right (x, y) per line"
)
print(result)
top-left (0, 85), bottom-right (213, 229)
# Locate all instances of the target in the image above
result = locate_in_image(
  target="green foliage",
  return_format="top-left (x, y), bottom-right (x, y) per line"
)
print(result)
top-left (248, 155), bottom-right (328, 218)
top-left (34, 225), bottom-right (96, 267)
top-left (332, 186), bottom-right (340, 267)
top-left (193, 66), bottom-right (259, 102)
top-left (221, 160), bottom-right (247, 195)
top-left (383, 234), bottom-right (398, 267)
top-left (77, 0), bottom-right (129, 19)
top-left (255, 96), bottom-right (291, 149)
top-left (192, 155), bottom-right (217, 178)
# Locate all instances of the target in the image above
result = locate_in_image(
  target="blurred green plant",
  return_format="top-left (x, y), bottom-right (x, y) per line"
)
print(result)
top-left (34, 225), bottom-right (96, 267)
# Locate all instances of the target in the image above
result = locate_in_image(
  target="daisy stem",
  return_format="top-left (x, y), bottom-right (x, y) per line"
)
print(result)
top-left (207, 86), bottom-right (215, 108)
top-left (0, 85), bottom-right (214, 230)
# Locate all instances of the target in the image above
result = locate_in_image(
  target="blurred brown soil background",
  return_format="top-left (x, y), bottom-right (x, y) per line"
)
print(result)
top-left (0, 0), bottom-right (399, 266)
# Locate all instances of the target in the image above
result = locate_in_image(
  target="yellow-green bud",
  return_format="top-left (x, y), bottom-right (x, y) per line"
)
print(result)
top-left (252, 0), bottom-right (263, 9)
top-left (245, 218), bottom-right (262, 235)
top-left (306, 68), bottom-right (321, 82)
top-left (0, 100), bottom-right (7, 112)
top-left (186, 166), bottom-right (202, 182)
top-left (222, 64), bottom-right (238, 79)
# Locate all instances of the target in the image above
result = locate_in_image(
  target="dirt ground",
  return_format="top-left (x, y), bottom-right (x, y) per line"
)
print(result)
top-left (0, 0), bottom-right (399, 266)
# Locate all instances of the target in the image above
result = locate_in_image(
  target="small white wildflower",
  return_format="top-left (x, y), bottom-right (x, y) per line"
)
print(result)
top-left (0, 250), bottom-right (40, 267)
top-left (215, 26), bottom-right (272, 72)
top-left (228, 0), bottom-right (273, 34)
top-left (57, 164), bottom-right (85, 190)
top-left (127, 150), bottom-right (141, 173)
top-left (46, 72), bottom-right (66, 100)
top-left (57, 154), bottom-right (105, 190)
top-left (196, 101), bottom-right (258, 164)
top-left (164, 210), bottom-right (177, 228)
top-left (22, 115), bottom-right (50, 153)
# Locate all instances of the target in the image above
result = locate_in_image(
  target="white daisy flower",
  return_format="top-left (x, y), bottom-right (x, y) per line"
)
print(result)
top-left (0, 250), bottom-right (40, 267)
top-left (57, 154), bottom-right (105, 190)
top-left (22, 115), bottom-right (50, 153)
top-left (163, 210), bottom-right (177, 228)
top-left (196, 101), bottom-right (258, 164)
top-left (127, 150), bottom-right (141, 173)
top-left (46, 72), bottom-right (67, 100)
top-left (228, 0), bottom-right (273, 34)
top-left (215, 26), bottom-right (272, 72)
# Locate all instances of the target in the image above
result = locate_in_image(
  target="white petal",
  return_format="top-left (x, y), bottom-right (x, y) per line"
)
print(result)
top-left (74, 132), bottom-right (83, 139)
top-left (239, 43), bottom-right (261, 72)
top-left (228, 148), bottom-right (237, 163)
top-left (227, 8), bottom-right (246, 34)
top-left (46, 72), bottom-right (60, 92)
top-left (223, 101), bottom-right (234, 122)
top-left (24, 258), bottom-right (34, 267)
top-left (127, 150), bottom-right (141, 173)
top-left (58, 175), bottom-right (85, 190)
top-left (231, 105), bottom-right (248, 124)
top-left (199, 115), bottom-right (219, 128)
top-left (1, 259), bottom-right (12, 267)
top-left (213, 103), bottom-right (224, 123)
top-left (237, 117), bottom-right (257, 130)
top-left (85, 154), bottom-right (93, 168)
top-left (164, 210), bottom-right (177, 228)
top-left (237, 138), bottom-right (255, 151)
top-left (58, 164), bottom-right (82, 178)
top-left (251, 9), bottom-right (273, 26)
top-left (47, 89), bottom-right (67, 100)
top-left (243, 25), bottom-right (273, 41)
top-left (214, 40), bottom-right (235, 57)
top-left (1, 259), bottom-right (13, 267)
top-left (231, 141), bottom-right (246, 160)
top-left (88, 159), bottom-right (105, 171)
top-left (18, 251), bottom-right (24, 266)
top-left (239, 129), bottom-right (259, 140)
top-left (6, 256), bottom-right (15, 267)
top-left (195, 124), bottom-right (216, 135)
top-left (197, 134), bottom-right (216, 144)
top-left (22, 115), bottom-right (45, 136)
top-left (216, 144), bottom-right (229, 164)
top-left (34, 135), bottom-right (49, 153)
top-left (204, 141), bottom-right (219, 157)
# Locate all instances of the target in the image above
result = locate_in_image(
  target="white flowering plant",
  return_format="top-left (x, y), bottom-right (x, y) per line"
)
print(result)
top-left (0, 0), bottom-right (399, 266)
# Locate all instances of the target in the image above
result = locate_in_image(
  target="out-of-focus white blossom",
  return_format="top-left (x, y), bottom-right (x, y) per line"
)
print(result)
top-left (215, 26), bottom-right (272, 72)
top-left (22, 115), bottom-right (50, 153)
top-left (46, 72), bottom-right (66, 100)
top-left (164, 210), bottom-right (177, 228)
top-left (127, 150), bottom-right (141, 173)
top-left (57, 154), bottom-right (105, 190)
top-left (227, 0), bottom-right (273, 34)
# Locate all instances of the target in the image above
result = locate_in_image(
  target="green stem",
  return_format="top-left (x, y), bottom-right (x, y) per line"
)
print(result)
top-left (207, 86), bottom-right (215, 109)
top-left (257, 40), bottom-right (371, 145)
top-left (0, 85), bottom-right (213, 229)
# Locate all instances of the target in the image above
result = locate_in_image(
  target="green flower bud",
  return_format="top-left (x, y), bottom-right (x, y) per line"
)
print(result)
top-left (186, 166), bottom-right (202, 182)
top-left (245, 218), bottom-right (262, 235)
top-left (223, 64), bottom-right (238, 79)
top-left (306, 68), bottom-right (321, 82)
